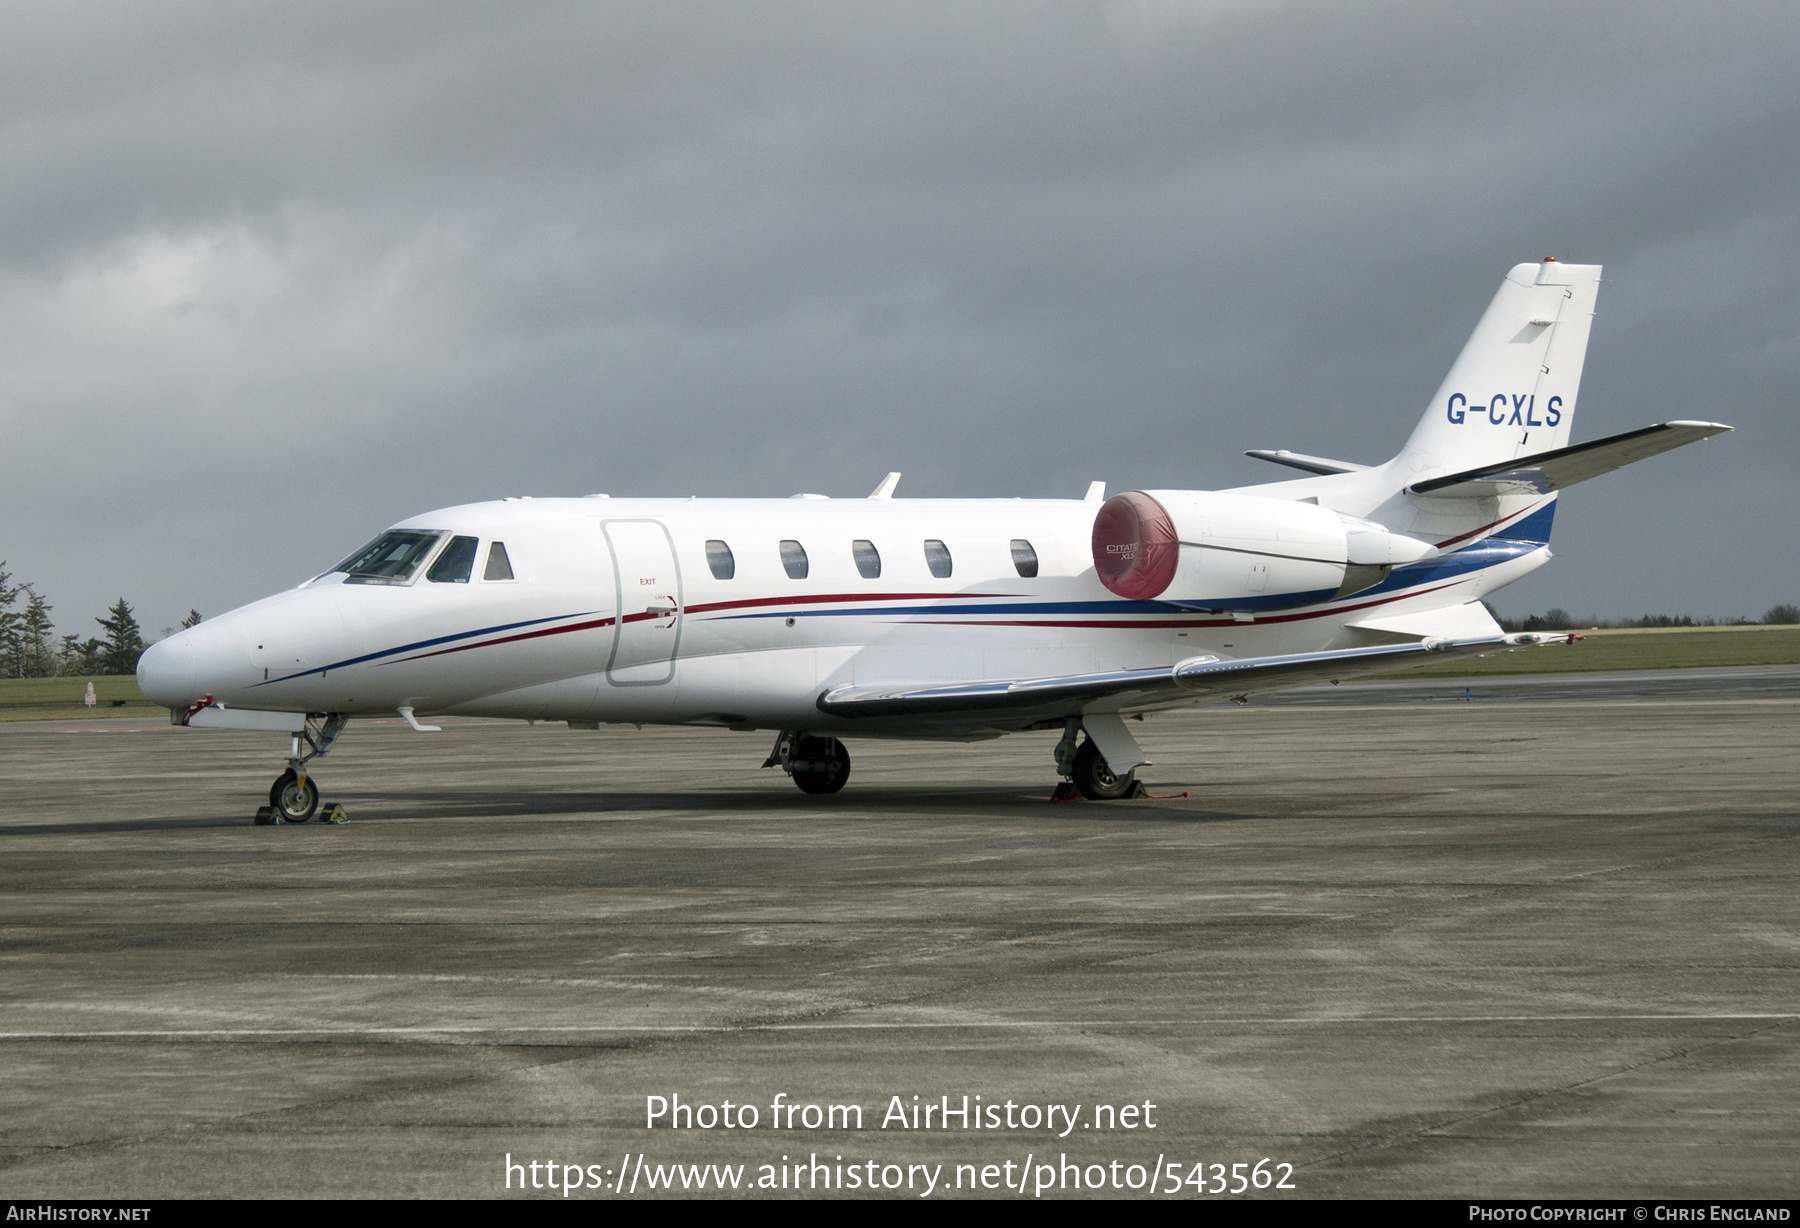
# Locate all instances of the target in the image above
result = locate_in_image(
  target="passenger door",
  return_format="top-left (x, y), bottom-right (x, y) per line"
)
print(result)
top-left (602, 519), bottom-right (683, 685)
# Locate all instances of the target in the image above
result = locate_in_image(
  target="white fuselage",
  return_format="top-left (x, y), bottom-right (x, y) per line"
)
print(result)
top-left (138, 490), bottom-right (1550, 739)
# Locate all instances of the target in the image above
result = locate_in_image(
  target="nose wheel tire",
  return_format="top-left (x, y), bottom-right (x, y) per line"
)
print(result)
top-left (270, 769), bottom-right (320, 822)
top-left (791, 736), bottom-right (851, 795)
top-left (1072, 739), bottom-right (1136, 800)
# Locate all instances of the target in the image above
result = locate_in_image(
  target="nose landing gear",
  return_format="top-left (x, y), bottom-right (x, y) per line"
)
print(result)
top-left (270, 769), bottom-right (320, 822)
top-left (763, 731), bottom-right (852, 795)
top-left (264, 714), bottom-right (348, 823)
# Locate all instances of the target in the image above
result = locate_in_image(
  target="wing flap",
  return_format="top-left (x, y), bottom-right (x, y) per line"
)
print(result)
top-left (817, 634), bottom-right (1561, 719)
top-left (1408, 421), bottom-right (1731, 497)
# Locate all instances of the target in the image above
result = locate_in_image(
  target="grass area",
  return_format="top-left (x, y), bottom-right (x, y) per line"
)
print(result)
top-left (0, 674), bottom-right (161, 721)
top-left (1383, 624), bottom-right (1800, 678)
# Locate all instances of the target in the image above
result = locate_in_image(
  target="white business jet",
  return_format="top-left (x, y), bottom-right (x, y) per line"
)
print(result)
top-left (138, 259), bottom-right (1729, 820)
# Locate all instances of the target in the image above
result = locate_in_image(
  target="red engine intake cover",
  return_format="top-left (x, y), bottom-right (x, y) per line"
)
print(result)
top-left (1091, 491), bottom-right (1179, 600)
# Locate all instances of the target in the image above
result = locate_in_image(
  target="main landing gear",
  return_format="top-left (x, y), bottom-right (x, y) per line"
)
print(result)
top-left (264, 714), bottom-right (348, 822)
top-left (764, 731), bottom-right (852, 795)
top-left (1053, 717), bottom-right (1142, 801)
top-left (1072, 739), bottom-right (1138, 800)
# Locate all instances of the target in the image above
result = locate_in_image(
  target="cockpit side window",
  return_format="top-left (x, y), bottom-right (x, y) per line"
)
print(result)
top-left (484, 541), bottom-right (515, 581)
top-left (336, 531), bottom-right (444, 583)
top-left (428, 536), bottom-right (480, 583)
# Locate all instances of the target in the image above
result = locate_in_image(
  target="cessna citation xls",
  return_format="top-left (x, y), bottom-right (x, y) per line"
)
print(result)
top-left (139, 259), bottom-right (1729, 821)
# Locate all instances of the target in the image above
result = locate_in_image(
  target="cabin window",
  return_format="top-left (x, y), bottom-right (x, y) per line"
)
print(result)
top-left (780, 539), bottom-right (809, 580)
top-left (1010, 539), bottom-right (1039, 578)
top-left (484, 541), bottom-right (515, 581)
top-left (427, 536), bottom-right (479, 583)
top-left (706, 540), bottom-right (735, 580)
top-left (335, 530), bottom-right (443, 583)
top-left (852, 539), bottom-right (881, 579)
top-left (923, 539), bottom-right (953, 579)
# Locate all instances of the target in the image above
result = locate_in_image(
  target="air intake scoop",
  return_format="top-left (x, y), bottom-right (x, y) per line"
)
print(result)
top-left (1092, 491), bottom-right (1179, 600)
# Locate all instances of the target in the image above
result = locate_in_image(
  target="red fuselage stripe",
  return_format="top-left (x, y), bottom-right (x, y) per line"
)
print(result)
top-left (896, 581), bottom-right (1463, 630)
top-left (389, 592), bottom-right (1023, 663)
top-left (1433, 503), bottom-right (1537, 549)
top-left (390, 579), bottom-right (1467, 666)
top-left (392, 614), bottom-right (617, 664)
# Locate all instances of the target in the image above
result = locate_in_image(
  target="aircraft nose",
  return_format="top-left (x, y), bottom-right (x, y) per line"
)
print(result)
top-left (137, 634), bottom-right (198, 708)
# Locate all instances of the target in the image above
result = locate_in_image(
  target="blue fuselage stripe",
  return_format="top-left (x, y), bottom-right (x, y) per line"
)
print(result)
top-left (254, 610), bottom-right (598, 686)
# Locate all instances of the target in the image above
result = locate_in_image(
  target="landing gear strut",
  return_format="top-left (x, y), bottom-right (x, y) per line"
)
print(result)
top-left (764, 731), bottom-right (852, 795)
top-left (1053, 716), bottom-right (1141, 801)
top-left (267, 714), bottom-right (348, 822)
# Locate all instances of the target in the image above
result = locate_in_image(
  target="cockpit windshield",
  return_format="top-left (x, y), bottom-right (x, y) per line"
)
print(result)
top-left (333, 531), bottom-right (444, 583)
top-left (427, 536), bottom-right (479, 583)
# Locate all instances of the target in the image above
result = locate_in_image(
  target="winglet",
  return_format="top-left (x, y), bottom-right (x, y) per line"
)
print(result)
top-left (868, 472), bottom-right (901, 499)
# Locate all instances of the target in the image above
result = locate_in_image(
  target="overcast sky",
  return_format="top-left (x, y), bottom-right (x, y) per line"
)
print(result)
top-left (3, 0), bottom-right (1797, 639)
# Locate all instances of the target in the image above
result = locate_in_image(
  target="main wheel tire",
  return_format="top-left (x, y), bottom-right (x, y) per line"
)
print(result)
top-left (270, 769), bottom-right (320, 822)
top-left (791, 736), bottom-right (851, 795)
top-left (1071, 738), bottom-right (1135, 800)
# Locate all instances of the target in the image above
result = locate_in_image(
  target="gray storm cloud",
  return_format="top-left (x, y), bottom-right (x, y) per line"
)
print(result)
top-left (2, 0), bottom-right (1797, 634)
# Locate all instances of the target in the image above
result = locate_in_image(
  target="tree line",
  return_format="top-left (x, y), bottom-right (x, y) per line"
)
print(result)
top-left (0, 562), bottom-right (199, 678)
top-left (1492, 604), bottom-right (1800, 632)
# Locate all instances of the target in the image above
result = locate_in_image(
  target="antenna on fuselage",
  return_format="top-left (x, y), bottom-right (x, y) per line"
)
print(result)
top-left (1084, 481), bottom-right (1106, 502)
top-left (868, 472), bottom-right (901, 499)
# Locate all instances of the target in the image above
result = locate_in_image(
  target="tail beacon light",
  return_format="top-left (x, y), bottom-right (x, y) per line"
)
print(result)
top-left (1091, 490), bottom-right (1434, 607)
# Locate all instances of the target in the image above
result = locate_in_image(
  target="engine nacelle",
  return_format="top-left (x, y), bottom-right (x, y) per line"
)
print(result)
top-left (1091, 490), bottom-right (1435, 609)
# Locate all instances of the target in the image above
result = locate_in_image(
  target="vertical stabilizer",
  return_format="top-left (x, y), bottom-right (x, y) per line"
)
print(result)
top-left (1398, 259), bottom-right (1601, 481)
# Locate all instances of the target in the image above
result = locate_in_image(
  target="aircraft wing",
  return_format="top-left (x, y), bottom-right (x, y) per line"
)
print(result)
top-left (1408, 421), bottom-right (1731, 497)
top-left (817, 634), bottom-right (1559, 720)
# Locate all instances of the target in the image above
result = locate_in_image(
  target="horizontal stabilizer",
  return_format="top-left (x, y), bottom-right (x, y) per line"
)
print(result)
top-left (1245, 449), bottom-right (1370, 476)
top-left (1409, 421), bottom-right (1731, 497)
top-left (819, 634), bottom-right (1567, 720)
